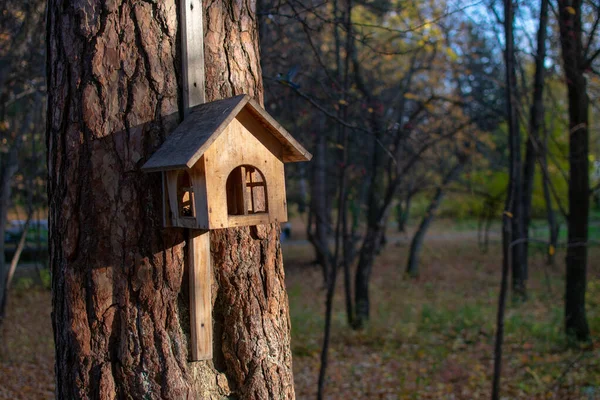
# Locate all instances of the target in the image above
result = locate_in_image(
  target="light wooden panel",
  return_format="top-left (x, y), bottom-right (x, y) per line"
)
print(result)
top-left (227, 214), bottom-right (271, 227)
top-left (189, 230), bottom-right (212, 360)
top-left (203, 117), bottom-right (288, 229)
top-left (190, 158), bottom-right (209, 229)
top-left (236, 109), bottom-right (284, 161)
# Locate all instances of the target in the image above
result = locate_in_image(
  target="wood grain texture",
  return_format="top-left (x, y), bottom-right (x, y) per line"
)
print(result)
top-left (190, 158), bottom-right (209, 229)
top-left (180, 0), bottom-right (206, 114)
top-left (47, 1), bottom-right (209, 398)
top-left (188, 230), bottom-right (212, 360)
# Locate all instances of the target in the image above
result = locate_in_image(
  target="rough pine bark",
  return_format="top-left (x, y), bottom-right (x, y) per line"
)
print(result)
top-left (47, 1), bottom-right (294, 398)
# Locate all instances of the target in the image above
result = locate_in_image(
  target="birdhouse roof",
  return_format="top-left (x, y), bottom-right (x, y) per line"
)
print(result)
top-left (141, 95), bottom-right (312, 172)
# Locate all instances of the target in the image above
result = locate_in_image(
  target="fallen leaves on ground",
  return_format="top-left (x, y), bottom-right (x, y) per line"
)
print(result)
top-left (0, 289), bottom-right (54, 399)
top-left (286, 229), bottom-right (600, 399)
top-left (1, 220), bottom-right (598, 399)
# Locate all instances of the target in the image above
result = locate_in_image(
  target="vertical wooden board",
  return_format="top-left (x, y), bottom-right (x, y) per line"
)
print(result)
top-left (189, 230), bottom-right (212, 360)
top-left (240, 165), bottom-right (250, 215)
top-left (180, 0), bottom-right (205, 115)
top-left (190, 159), bottom-right (209, 229)
top-left (166, 170), bottom-right (180, 227)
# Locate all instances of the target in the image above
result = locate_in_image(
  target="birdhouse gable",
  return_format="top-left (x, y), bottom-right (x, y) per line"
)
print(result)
top-left (141, 94), bottom-right (311, 173)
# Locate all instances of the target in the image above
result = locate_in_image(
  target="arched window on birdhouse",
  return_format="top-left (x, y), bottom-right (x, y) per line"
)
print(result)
top-left (226, 165), bottom-right (268, 216)
top-left (177, 170), bottom-right (195, 218)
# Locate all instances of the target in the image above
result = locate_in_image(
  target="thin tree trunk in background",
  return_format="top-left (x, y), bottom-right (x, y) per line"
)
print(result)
top-left (353, 210), bottom-right (390, 328)
top-left (396, 201), bottom-right (405, 232)
top-left (318, 0), bottom-right (352, 395)
top-left (341, 69), bottom-right (354, 329)
top-left (397, 193), bottom-right (412, 233)
top-left (48, 0), bottom-right (294, 397)
top-left (542, 129), bottom-right (559, 265)
top-left (0, 140), bottom-right (22, 326)
top-left (493, 214), bottom-right (512, 400)
top-left (353, 106), bottom-right (388, 330)
top-left (341, 136), bottom-right (353, 327)
top-left (520, 0), bottom-right (549, 282)
top-left (308, 129), bottom-right (331, 284)
top-left (557, 0), bottom-right (591, 342)
top-left (0, 213), bottom-right (32, 323)
top-left (0, 162), bottom-right (34, 323)
top-left (318, 121), bottom-right (348, 400)
top-left (504, 0), bottom-right (525, 301)
top-left (0, 0), bottom-right (45, 316)
top-left (406, 162), bottom-right (464, 277)
top-left (509, 21), bottom-right (526, 302)
top-left (493, 0), bottom-right (519, 397)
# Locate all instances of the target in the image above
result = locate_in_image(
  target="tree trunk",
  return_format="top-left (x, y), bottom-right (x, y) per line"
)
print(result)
top-left (47, 1), bottom-right (295, 398)
top-left (0, 212), bottom-right (33, 322)
top-left (397, 193), bottom-right (411, 233)
top-left (352, 89), bottom-right (389, 330)
top-left (542, 130), bottom-right (559, 266)
top-left (520, 0), bottom-right (549, 287)
top-left (493, 1), bottom-right (519, 396)
top-left (557, 0), bottom-right (590, 342)
top-left (353, 200), bottom-right (392, 329)
top-left (308, 130), bottom-right (331, 284)
top-left (406, 162), bottom-right (464, 278)
top-left (0, 143), bottom-right (21, 325)
top-left (505, 0), bottom-right (526, 301)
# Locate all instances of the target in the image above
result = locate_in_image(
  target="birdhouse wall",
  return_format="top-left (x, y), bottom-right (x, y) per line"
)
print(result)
top-left (203, 112), bottom-right (288, 229)
top-left (162, 162), bottom-right (209, 229)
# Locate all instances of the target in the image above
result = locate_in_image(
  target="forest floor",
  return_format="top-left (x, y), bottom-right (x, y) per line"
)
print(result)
top-left (0, 218), bottom-right (599, 399)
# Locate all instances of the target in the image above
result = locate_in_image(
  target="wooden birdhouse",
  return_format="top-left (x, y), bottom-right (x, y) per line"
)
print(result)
top-left (142, 94), bottom-right (311, 361)
top-left (142, 94), bottom-right (312, 229)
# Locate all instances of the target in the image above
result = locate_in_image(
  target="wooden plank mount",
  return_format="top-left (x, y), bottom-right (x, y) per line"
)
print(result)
top-left (182, 0), bottom-right (211, 361)
top-left (188, 230), bottom-right (212, 360)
